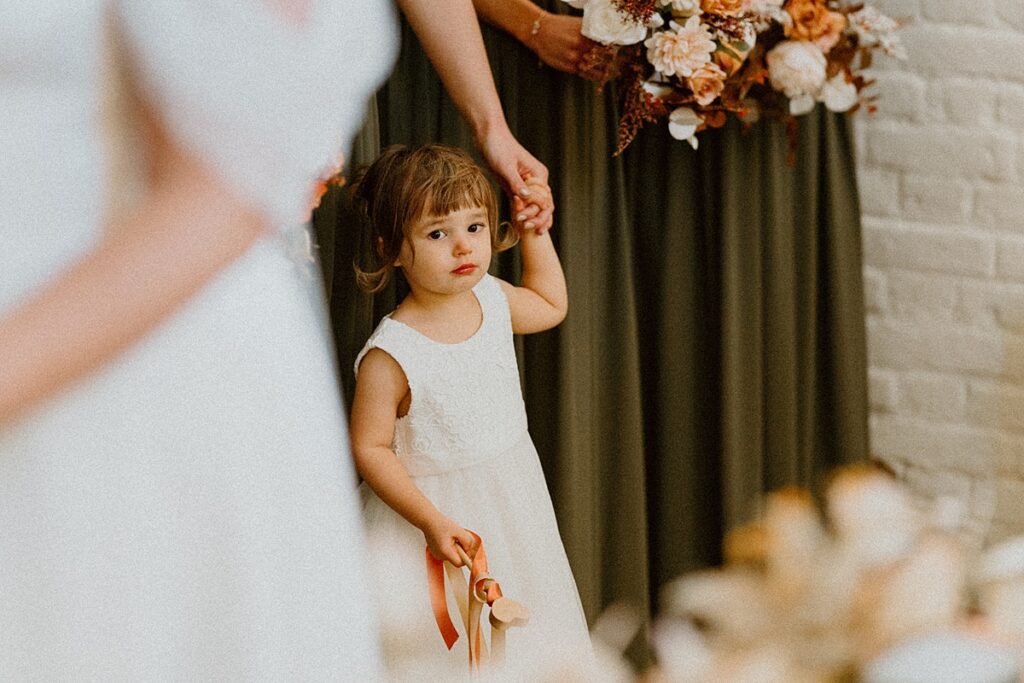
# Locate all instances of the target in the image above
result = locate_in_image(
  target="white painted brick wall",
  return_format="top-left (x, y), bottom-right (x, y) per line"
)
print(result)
top-left (856, 0), bottom-right (1024, 543)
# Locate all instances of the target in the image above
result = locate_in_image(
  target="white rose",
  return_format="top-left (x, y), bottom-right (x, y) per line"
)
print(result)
top-left (668, 106), bottom-right (702, 149)
top-left (582, 0), bottom-right (648, 45)
top-left (819, 73), bottom-right (858, 112)
top-left (766, 40), bottom-right (827, 99)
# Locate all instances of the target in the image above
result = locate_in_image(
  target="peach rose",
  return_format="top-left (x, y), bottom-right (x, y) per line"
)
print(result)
top-left (687, 62), bottom-right (727, 105)
top-left (701, 0), bottom-right (746, 16)
top-left (785, 0), bottom-right (847, 52)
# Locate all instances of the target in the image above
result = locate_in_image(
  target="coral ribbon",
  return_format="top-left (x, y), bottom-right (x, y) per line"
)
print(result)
top-left (427, 544), bottom-right (460, 650)
top-left (425, 530), bottom-right (502, 671)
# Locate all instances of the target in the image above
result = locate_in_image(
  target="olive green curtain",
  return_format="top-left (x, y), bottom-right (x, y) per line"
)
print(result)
top-left (622, 110), bottom-right (869, 594)
top-left (313, 3), bottom-right (868, 654)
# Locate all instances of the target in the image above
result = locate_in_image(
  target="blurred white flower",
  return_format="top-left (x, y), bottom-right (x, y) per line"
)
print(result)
top-left (828, 467), bottom-right (922, 568)
top-left (582, 0), bottom-right (649, 45)
top-left (562, 0), bottom-right (589, 8)
top-left (653, 619), bottom-right (713, 681)
top-left (863, 632), bottom-right (1018, 683)
top-left (766, 39), bottom-right (827, 99)
top-left (667, 106), bottom-right (702, 148)
top-left (848, 7), bottom-right (907, 59)
top-left (819, 73), bottom-right (858, 112)
top-left (645, 16), bottom-right (716, 78)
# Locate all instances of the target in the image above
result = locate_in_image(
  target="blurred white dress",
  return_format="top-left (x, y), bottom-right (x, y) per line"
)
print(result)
top-left (356, 274), bottom-right (594, 680)
top-left (0, 0), bottom-right (396, 678)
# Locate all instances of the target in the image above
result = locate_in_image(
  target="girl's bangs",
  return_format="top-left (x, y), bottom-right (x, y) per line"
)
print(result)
top-left (422, 172), bottom-right (493, 220)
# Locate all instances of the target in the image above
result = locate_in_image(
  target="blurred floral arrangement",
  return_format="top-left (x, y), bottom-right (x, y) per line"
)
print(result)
top-left (642, 464), bottom-right (1024, 682)
top-left (564, 0), bottom-right (905, 156)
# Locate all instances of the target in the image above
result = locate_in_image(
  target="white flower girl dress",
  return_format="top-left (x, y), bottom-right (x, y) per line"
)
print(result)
top-left (356, 274), bottom-right (594, 680)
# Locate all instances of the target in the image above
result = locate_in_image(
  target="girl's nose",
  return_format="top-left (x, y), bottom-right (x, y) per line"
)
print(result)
top-left (453, 236), bottom-right (471, 255)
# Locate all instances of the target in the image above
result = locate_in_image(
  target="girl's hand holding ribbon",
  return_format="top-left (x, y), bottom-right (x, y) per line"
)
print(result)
top-left (423, 514), bottom-right (478, 567)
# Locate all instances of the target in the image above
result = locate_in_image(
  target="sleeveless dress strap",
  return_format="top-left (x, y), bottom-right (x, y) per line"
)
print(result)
top-left (353, 319), bottom-right (415, 383)
top-left (474, 274), bottom-right (511, 334)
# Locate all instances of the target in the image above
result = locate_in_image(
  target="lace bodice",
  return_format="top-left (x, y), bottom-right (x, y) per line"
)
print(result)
top-left (355, 275), bottom-right (529, 476)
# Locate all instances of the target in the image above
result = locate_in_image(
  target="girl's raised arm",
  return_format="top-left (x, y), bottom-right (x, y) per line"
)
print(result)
top-left (499, 183), bottom-right (568, 334)
top-left (350, 349), bottom-right (476, 566)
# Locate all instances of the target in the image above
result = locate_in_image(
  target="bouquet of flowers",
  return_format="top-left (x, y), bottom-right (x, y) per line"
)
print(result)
top-left (567, 0), bottom-right (905, 156)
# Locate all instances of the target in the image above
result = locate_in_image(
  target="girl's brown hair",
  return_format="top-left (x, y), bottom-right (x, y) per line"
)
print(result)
top-left (351, 144), bottom-right (518, 293)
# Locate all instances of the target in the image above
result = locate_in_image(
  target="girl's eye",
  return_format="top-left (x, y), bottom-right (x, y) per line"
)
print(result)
top-left (427, 230), bottom-right (445, 240)
top-left (468, 223), bottom-right (485, 233)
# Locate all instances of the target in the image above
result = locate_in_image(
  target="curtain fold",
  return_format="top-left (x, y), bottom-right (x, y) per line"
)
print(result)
top-left (622, 111), bottom-right (868, 599)
top-left (312, 3), bottom-right (868, 661)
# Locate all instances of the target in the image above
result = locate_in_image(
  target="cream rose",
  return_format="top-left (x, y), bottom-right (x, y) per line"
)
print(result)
top-left (766, 40), bottom-right (827, 99)
top-left (645, 16), bottom-right (716, 78)
top-left (581, 0), bottom-right (648, 45)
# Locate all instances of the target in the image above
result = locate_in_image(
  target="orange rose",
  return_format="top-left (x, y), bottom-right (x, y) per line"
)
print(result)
top-left (785, 0), bottom-right (847, 52)
top-left (688, 62), bottom-right (727, 105)
top-left (701, 0), bottom-right (746, 16)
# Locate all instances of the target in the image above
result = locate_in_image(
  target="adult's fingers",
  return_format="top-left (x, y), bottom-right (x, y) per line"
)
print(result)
top-left (519, 154), bottom-right (549, 186)
top-left (515, 203), bottom-right (541, 223)
top-left (499, 163), bottom-right (530, 199)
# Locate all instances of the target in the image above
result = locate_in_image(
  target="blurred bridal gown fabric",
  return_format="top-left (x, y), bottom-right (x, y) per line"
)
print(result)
top-left (0, 1), bottom-right (396, 678)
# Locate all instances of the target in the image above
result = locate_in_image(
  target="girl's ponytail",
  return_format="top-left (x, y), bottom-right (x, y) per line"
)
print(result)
top-left (350, 145), bottom-right (411, 293)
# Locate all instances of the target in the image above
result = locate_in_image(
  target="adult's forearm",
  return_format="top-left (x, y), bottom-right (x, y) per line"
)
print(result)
top-left (397, 0), bottom-right (510, 141)
top-left (0, 172), bottom-right (266, 424)
top-left (472, 0), bottom-right (544, 44)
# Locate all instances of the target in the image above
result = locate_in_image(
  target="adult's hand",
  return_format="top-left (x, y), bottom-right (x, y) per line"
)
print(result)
top-left (398, 0), bottom-right (556, 232)
top-left (478, 127), bottom-right (554, 232)
top-left (525, 12), bottom-right (607, 82)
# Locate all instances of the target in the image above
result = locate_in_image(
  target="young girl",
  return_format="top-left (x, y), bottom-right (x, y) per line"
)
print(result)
top-left (349, 144), bottom-right (594, 679)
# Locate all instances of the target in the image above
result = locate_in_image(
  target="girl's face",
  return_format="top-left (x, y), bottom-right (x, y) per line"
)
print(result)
top-left (396, 205), bottom-right (492, 298)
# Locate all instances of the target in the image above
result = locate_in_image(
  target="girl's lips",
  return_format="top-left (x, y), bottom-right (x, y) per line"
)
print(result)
top-left (452, 264), bottom-right (477, 275)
